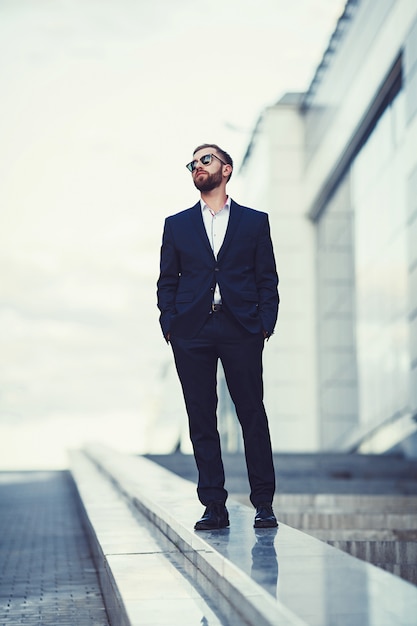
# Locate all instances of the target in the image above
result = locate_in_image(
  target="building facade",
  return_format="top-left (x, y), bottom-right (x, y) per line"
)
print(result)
top-left (239, 0), bottom-right (417, 455)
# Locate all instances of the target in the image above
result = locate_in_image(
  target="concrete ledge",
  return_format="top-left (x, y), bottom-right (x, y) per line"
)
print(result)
top-left (70, 450), bottom-right (248, 626)
top-left (71, 444), bottom-right (417, 626)
top-left (70, 450), bottom-right (131, 626)
top-left (70, 446), bottom-right (304, 626)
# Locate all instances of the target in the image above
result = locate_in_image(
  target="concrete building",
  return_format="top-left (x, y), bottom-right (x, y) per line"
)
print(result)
top-left (239, 0), bottom-right (417, 456)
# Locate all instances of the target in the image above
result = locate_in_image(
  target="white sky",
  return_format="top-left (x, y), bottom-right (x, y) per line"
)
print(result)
top-left (0, 0), bottom-right (346, 468)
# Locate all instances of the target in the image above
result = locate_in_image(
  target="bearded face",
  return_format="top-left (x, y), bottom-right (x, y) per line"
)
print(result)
top-left (193, 165), bottom-right (223, 192)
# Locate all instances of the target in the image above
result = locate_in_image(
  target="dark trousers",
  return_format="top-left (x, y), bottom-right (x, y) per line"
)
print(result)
top-left (170, 309), bottom-right (276, 507)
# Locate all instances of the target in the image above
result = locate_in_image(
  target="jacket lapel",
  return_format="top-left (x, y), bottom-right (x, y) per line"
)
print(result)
top-left (217, 200), bottom-right (243, 260)
top-left (189, 199), bottom-right (243, 260)
top-left (189, 202), bottom-right (214, 256)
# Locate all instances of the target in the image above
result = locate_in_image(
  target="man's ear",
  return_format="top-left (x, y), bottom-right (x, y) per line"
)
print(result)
top-left (223, 164), bottom-right (232, 177)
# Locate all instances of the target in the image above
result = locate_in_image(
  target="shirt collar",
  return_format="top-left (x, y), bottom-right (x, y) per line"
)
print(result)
top-left (200, 196), bottom-right (231, 214)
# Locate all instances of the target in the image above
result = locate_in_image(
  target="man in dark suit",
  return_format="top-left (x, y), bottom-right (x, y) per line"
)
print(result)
top-left (157, 143), bottom-right (279, 530)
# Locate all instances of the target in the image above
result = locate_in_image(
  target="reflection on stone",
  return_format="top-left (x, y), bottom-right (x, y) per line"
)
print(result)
top-left (251, 527), bottom-right (279, 597)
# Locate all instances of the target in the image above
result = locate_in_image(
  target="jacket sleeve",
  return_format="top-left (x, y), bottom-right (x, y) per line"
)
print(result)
top-left (255, 215), bottom-right (279, 337)
top-left (156, 218), bottom-right (180, 339)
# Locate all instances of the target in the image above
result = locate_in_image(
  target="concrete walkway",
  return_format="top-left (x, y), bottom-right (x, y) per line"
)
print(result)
top-left (0, 471), bottom-right (109, 626)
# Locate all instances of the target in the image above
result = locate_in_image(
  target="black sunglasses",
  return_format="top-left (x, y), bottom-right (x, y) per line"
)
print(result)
top-left (186, 153), bottom-right (227, 172)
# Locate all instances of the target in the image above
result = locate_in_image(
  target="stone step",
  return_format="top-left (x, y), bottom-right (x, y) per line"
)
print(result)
top-left (318, 538), bottom-right (417, 565)
top-left (278, 511), bottom-right (417, 530)
top-left (322, 539), bottom-right (417, 585)
top-left (272, 494), bottom-right (417, 513)
top-left (307, 528), bottom-right (417, 541)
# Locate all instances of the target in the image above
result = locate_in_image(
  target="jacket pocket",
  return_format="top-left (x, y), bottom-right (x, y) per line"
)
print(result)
top-left (175, 291), bottom-right (194, 303)
top-left (241, 291), bottom-right (259, 302)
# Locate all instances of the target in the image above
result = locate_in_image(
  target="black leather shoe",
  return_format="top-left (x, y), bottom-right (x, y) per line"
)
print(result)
top-left (254, 503), bottom-right (278, 528)
top-left (194, 501), bottom-right (229, 530)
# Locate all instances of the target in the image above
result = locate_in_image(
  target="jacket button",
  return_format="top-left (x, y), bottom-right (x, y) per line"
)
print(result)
top-left (215, 267), bottom-right (219, 272)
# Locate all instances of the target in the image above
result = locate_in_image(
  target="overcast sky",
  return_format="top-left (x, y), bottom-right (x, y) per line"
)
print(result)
top-left (0, 0), bottom-right (346, 468)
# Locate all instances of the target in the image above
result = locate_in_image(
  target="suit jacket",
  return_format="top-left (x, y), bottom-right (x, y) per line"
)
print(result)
top-left (157, 199), bottom-right (279, 340)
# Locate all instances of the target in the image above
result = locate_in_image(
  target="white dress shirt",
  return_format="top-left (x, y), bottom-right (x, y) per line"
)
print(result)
top-left (200, 197), bottom-right (230, 304)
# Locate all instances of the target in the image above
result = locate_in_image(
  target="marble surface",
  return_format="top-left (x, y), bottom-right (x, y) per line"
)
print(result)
top-left (71, 445), bottom-right (417, 626)
top-left (71, 451), bottom-right (238, 626)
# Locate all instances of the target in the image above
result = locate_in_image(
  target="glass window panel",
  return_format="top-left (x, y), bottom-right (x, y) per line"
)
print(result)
top-left (351, 92), bottom-right (409, 429)
top-left (317, 87), bottom-right (410, 445)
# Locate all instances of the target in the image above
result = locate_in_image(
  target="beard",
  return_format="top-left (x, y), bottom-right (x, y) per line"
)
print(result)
top-left (193, 167), bottom-right (223, 192)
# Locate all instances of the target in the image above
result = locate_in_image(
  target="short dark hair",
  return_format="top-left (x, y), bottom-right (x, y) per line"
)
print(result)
top-left (193, 143), bottom-right (233, 181)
